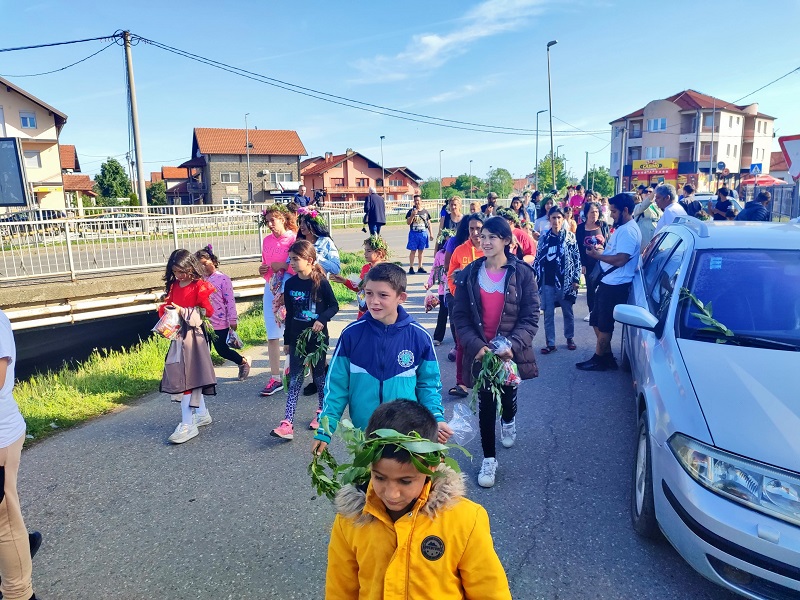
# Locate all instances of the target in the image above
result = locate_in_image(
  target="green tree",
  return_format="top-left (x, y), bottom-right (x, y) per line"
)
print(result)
top-left (485, 168), bottom-right (513, 198)
top-left (535, 153), bottom-right (568, 195)
top-left (147, 180), bottom-right (167, 206)
top-left (420, 178), bottom-right (440, 199)
top-left (95, 158), bottom-right (131, 200)
top-left (581, 166), bottom-right (616, 197)
top-left (442, 186), bottom-right (458, 199)
top-left (451, 174), bottom-right (484, 198)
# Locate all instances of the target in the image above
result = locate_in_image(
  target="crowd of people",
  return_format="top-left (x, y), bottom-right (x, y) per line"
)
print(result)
top-left (2, 182), bottom-right (787, 599)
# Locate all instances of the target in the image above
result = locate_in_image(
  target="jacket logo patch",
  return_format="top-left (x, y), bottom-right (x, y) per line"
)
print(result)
top-left (397, 349), bottom-right (414, 368)
top-left (421, 535), bottom-right (445, 561)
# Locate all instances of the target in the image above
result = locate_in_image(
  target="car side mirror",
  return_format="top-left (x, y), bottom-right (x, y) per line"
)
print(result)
top-left (614, 304), bottom-right (659, 332)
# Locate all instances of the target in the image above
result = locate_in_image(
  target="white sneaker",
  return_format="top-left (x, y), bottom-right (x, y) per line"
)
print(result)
top-left (583, 313), bottom-right (591, 322)
top-left (500, 418), bottom-right (516, 448)
top-left (193, 411), bottom-right (213, 427)
top-left (478, 458), bottom-right (498, 488)
top-left (168, 422), bottom-right (199, 444)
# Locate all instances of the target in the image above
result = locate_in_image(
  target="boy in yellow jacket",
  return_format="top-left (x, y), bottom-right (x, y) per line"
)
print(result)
top-left (325, 400), bottom-right (511, 600)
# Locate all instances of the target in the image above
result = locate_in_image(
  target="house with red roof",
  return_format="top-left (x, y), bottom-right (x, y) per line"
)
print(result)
top-left (301, 149), bottom-right (421, 204)
top-left (178, 128), bottom-right (307, 205)
top-left (609, 89), bottom-right (776, 192)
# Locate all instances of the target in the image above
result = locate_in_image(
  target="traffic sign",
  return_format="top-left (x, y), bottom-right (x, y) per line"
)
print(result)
top-left (722, 168), bottom-right (730, 176)
top-left (749, 163), bottom-right (762, 175)
top-left (717, 161), bottom-right (726, 170)
top-left (778, 135), bottom-right (800, 181)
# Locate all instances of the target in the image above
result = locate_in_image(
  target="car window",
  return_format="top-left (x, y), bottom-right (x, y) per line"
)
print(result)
top-left (642, 233), bottom-right (681, 298)
top-left (679, 250), bottom-right (800, 347)
top-left (648, 241), bottom-right (686, 319)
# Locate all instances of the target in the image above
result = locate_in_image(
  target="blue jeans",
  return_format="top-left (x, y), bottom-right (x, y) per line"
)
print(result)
top-left (369, 222), bottom-right (383, 235)
top-left (541, 284), bottom-right (575, 347)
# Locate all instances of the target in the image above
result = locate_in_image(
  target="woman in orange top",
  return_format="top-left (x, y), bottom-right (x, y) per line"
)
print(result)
top-left (159, 249), bottom-right (217, 445)
top-left (446, 214), bottom-right (485, 397)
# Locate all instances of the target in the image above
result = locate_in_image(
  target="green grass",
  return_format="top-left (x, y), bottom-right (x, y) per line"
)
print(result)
top-left (330, 250), bottom-right (364, 305)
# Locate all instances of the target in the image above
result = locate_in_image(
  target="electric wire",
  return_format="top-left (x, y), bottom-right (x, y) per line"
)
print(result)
top-left (132, 34), bottom-right (608, 138)
top-left (0, 42), bottom-right (116, 77)
top-left (0, 35), bottom-right (119, 53)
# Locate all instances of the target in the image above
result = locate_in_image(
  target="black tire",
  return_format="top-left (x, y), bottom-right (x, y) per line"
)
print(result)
top-left (620, 325), bottom-right (631, 373)
top-left (631, 412), bottom-right (660, 539)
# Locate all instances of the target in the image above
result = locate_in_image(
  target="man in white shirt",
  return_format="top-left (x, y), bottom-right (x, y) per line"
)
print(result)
top-left (653, 183), bottom-right (687, 235)
top-left (577, 192), bottom-right (642, 372)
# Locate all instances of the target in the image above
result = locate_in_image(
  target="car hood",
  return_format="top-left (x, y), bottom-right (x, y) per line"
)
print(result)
top-left (677, 340), bottom-right (800, 472)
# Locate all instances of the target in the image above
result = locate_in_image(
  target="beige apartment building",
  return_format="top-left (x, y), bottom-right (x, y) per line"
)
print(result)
top-left (609, 90), bottom-right (775, 192)
top-left (0, 76), bottom-right (67, 209)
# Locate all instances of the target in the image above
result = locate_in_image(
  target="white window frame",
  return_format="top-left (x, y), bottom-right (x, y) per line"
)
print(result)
top-left (269, 172), bottom-right (292, 184)
top-left (221, 196), bottom-right (242, 207)
top-left (733, 145), bottom-right (738, 158)
top-left (726, 144), bottom-right (731, 156)
top-left (646, 118), bottom-right (666, 132)
top-left (389, 179), bottom-right (404, 187)
top-left (20, 111), bottom-right (37, 129)
top-left (23, 150), bottom-right (41, 168)
top-left (757, 121), bottom-right (762, 133)
top-left (728, 116), bottom-right (733, 128)
top-left (645, 146), bottom-right (665, 159)
top-left (220, 172), bottom-right (240, 183)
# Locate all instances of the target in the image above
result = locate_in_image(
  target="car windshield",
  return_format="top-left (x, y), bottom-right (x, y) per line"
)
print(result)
top-left (678, 249), bottom-right (800, 349)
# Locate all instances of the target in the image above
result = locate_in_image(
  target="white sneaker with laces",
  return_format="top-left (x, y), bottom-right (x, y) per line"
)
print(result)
top-left (168, 422), bottom-right (199, 444)
top-left (500, 418), bottom-right (516, 448)
top-left (193, 411), bottom-right (213, 427)
top-left (478, 458), bottom-right (498, 488)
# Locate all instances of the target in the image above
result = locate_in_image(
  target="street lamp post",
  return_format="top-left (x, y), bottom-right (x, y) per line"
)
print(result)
top-left (556, 144), bottom-right (564, 189)
top-left (245, 113), bottom-right (253, 202)
top-left (488, 165), bottom-right (493, 193)
top-left (439, 149), bottom-right (444, 200)
top-left (380, 135), bottom-right (386, 201)
top-left (546, 40), bottom-right (558, 192)
top-left (535, 109), bottom-right (546, 192)
top-left (469, 159), bottom-right (473, 199)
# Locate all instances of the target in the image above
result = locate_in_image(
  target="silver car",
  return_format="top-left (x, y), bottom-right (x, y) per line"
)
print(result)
top-left (614, 218), bottom-right (800, 599)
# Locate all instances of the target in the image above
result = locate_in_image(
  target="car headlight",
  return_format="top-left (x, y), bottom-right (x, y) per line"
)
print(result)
top-left (669, 433), bottom-right (800, 527)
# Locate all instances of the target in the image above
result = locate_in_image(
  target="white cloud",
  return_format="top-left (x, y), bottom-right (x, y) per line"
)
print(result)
top-left (351, 0), bottom-right (547, 81)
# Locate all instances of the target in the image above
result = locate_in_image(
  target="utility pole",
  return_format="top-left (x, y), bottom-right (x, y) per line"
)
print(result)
top-left (123, 31), bottom-right (148, 214)
top-left (469, 160), bottom-right (473, 199)
top-left (585, 151), bottom-right (589, 189)
top-left (535, 109), bottom-right (546, 191)
top-left (245, 113), bottom-right (252, 203)
top-left (380, 136), bottom-right (386, 201)
top-left (546, 40), bottom-right (558, 193)
top-left (709, 99), bottom-right (716, 193)
top-left (439, 149), bottom-right (444, 200)
top-left (618, 126), bottom-right (628, 193)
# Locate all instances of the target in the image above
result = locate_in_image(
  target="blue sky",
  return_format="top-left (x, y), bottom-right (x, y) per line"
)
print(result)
top-left (2, 0), bottom-right (798, 182)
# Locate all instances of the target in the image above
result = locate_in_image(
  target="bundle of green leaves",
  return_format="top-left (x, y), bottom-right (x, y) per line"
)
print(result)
top-left (295, 328), bottom-right (328, 376)
top-left (308, 418), bottom-right (470, 501)
top-left (471, 351), bottom-right (505, 416)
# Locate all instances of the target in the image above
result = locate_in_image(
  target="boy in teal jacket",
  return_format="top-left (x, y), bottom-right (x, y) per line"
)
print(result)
top-left (312, 263), bottom-right (451, 452)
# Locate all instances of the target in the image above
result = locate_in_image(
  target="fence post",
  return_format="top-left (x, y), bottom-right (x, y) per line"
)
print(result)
top-left (326, 210), bottom-right (332, 233)
top-left (171, 215), bottom-right (179, 249)
top-left (64, 222), bottom-right (77, 281)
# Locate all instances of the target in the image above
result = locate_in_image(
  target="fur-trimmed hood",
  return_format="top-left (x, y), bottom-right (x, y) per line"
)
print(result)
top-left (334, 464), bottom-right (466, 526)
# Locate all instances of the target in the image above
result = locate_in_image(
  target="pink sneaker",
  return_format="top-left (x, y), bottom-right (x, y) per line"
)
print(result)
top-left (259, 377), bottom-right (284, 397)
top-left (309, 410), bottom-right (322, 431)
top-left (270, 419), bottom-right (294, 440)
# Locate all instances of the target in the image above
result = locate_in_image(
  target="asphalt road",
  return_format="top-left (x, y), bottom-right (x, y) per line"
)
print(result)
top-left (17, 265), bottom-right (738, 599)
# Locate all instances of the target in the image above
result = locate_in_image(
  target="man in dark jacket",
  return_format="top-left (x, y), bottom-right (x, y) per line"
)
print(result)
top-left (736, 191), bottom-right (771, 222)
top-left (363, 186), bottom-right (386, 234)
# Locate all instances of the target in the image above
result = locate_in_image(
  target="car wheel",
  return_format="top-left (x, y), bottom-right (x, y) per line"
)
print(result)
top-left (631, 412), bottom-right (659, 539)
top-left (620, 324), bottom-right (631, 373)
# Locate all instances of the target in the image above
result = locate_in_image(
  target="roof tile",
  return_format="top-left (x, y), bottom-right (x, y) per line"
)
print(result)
top-left (161, 166), bottom-right (190, 180)
top-left (62, 173), bottom-right (95, 194)
top-left (59, 145), bottom-right (78, 171)
top-left (194, 128), bottom-right (306, 156)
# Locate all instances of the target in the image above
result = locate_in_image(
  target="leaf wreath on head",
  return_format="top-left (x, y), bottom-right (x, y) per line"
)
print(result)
top-left (308, 418), bottom-right (471, 501)
top-left (366, 234), bottom-right (389, 253)
top-left (297, 206), bottom-right (327, 229)
top-left (259, 203), bottom-right (289, 228)
top-left (437, 228), bottom-right (455, 246)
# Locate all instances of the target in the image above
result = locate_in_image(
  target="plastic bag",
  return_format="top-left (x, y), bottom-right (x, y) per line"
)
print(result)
top-left (152, 306), bottom-right (181, 340)
top-left (226, 328), bottom-right (244, 349)
top-left (489, 335), bottom-right (512, 354)
top-left (424, 292), bottom-right (440, 313)
top-left (447, 403), bottom-right (479, 446)
top-left (501, 359), bottom-right (522, 388)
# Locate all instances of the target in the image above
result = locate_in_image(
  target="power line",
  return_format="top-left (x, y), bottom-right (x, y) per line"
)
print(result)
top-left (0, 42), bottom-right (115, 77)
top-left (552, 116), bottom-right (609, 142)
top-left (0, 35), bottom-right (119, 53)
top-left (132, 33), bottom-right (609, 138)
top-left (732, 66), bottom-right (800, 104)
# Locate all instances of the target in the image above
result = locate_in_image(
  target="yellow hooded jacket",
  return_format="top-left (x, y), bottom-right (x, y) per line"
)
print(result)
top-left (325, 465), bottom-right (511, 600)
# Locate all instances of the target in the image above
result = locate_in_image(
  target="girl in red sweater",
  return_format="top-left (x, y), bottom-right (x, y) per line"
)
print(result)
top-left (159, 249), bottom-right (217, 444)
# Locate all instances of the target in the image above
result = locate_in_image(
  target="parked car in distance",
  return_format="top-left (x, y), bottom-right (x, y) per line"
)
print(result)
top-left (692, 194), bottom-right (743, 215)
top-left (614, 217), bottom-right (800, 599)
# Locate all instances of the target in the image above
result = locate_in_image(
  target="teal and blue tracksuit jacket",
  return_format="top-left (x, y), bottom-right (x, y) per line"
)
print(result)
top-left (314, 306), bottom-right (444, 443)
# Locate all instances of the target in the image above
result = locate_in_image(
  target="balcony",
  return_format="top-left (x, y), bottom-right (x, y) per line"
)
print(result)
top-left (187, 181), bottom-right (208, 193)
top-left (680, 124), bottom-right (697, 134)
top-left (629, 131), bottom-right (643, 139)
top-left (701, 125), bottom-right (720, 133)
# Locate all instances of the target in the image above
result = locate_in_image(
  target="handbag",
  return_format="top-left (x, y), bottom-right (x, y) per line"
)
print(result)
top-left (152, 306), bottom-right (181, 340)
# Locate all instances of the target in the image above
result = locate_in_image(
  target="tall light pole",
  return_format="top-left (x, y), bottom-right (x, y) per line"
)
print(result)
top-left (488, 165), bottom-right (493, 193)
top-left (245, 113), bottom-right (252, 203)
top-left (439, 149), bottom-right (444, 200)
top-left (469, 159), bottom-right (473, 199)
top-left (535, 109), bottom-right (546, 191)
top-left (380, 135), bottom-right (386, 201)
top-left (556, 144), bottom-right (564, 157)
top-left (546, 40), bottom-right (558, 192)
top-left (556, 144), bottom-right (564, 188)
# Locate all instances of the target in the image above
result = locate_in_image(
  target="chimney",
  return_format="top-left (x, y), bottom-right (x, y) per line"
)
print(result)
top-left (346, 148), bottom-right (354, 156)
top-left (324, 152), bottom-right (333, 162)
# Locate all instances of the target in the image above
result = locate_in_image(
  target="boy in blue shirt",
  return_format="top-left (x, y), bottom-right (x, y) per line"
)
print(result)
top-left (312, 263), bottom-right (451, 453)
